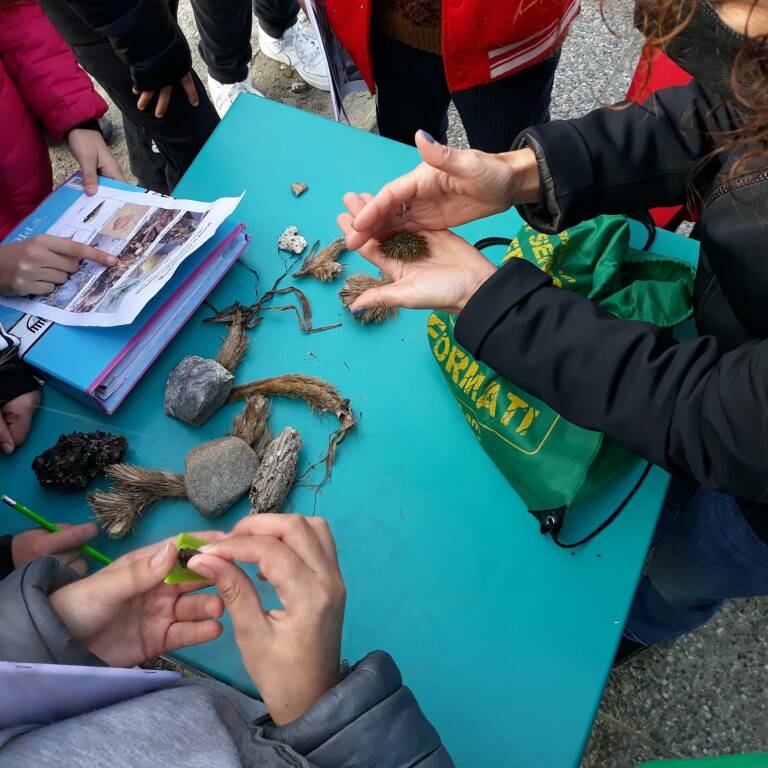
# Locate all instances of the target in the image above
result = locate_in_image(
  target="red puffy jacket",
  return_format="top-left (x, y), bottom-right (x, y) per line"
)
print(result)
top-left (327, 0), bottom-right (579, 93)
top-left (0, 2), bottom-right (107, 240)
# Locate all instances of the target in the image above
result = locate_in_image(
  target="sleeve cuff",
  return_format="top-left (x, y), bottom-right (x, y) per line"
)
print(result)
top-left (129, 32), bottom-right (192, 92)
top-left (456, 258), bottom-right (552, 357)
top-left (514, 120), bottom-right (596, 233)
top-left (0, 363), bottom-right (42, 406)
top-left (0, 534), bottom-right (14, 580)
top-left (0, 557), bottom-right (106, 666)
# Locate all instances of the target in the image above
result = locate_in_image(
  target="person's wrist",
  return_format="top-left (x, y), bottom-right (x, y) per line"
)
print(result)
top-left (265, 667), bottom-right (343, 726)
top-left (499, 148), bottom-right (540, 205)
top-left (456, 260), bottom-right (497, 313)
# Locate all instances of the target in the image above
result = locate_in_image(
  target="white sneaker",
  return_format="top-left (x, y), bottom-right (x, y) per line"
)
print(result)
top-left (297, 8), bottom-right (319, 41)
top-left (207, 76), bottom-right (264, 118)
top-left (258, 20), bottom-right (330, 92)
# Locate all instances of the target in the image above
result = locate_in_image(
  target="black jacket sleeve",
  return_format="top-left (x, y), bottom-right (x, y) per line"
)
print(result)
top-left (263, 651), bottom-right (454, 767)
top-left (60, 0), bottom-right (192, 91)
top-left (514, 83), bottom-right (732, 232)
top-left (0, 361), bottom-right (40, 406)
top-left (455, 258), bottom-right (768, 503)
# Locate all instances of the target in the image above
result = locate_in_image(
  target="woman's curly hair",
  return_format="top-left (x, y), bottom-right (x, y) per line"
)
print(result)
top-left (632, 0), bottom-right (768, 176)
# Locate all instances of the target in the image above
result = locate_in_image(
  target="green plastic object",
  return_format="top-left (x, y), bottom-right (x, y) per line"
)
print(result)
top-left (163, 533), bottom-right (210, 584)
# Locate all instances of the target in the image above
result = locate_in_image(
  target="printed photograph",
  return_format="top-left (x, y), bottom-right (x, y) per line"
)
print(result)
top-left (39, 259), bottom-right (104, 310)
top-left (99, 203), bottom-right (151, 239)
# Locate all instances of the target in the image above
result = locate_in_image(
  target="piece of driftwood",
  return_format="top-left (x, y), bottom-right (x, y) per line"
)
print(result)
top-left (339, 273), bottom-right (398, 324)
top-left (250, 427), bottom-right (302, 514)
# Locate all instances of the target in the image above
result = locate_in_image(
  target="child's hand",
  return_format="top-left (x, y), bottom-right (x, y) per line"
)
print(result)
top-left (49, 532), bottom-right (227, 667)
top-left (0, 237), bottom-right (116, 296)
top-left (189, 514), bottom-right (346, 726)
top-left (12, 522), bottom-right (99, 575)
top-left (0, 389), bottom-right (40, 454)
top-left (134, 71), bottom-right (199, 119)
top-left (67, 128), bottom-right (125, 195)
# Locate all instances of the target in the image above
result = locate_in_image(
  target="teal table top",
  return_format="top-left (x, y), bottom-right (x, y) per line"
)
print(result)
top-left (0, 96), bottom-right (700, 767)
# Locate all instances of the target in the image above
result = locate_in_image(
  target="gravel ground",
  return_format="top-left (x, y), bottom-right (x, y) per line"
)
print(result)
top-left (49, 2), bottom-right (768, 764)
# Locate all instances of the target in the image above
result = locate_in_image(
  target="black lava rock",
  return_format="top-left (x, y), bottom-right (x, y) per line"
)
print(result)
top-left (32, 431), bottom-right (128, 492)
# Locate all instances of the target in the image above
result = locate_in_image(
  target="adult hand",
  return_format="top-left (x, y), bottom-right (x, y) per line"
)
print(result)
top-left (342, 130), bottom-right (541, 251)
top-left (0, 389), bottom-right (40, 454)
top-left (12, 522), bottom-right (98, 576)
top-left (189, 514), bottom-right (346, 726)
top-left (49, 533), bottom-right (226, 667)
top-left (337, 213), bottom-right (496, 314)
top-left (67, 128), bottom-right (125, 195)
top-left (134, 72), bottom-right (199, 119)
top-left (0, 237), bottom-right (116, 296)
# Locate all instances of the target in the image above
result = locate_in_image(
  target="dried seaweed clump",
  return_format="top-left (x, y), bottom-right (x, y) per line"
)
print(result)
top-left (32, 431), bottom-right (128, 492)
top-left (230, 374), bottom-right (355, 481)
top-left (380, 232), bottom-right (430, 262)
top-left (215, 307), bottom-right (250, 373)
top-left (339, 273), bottom-right (398, 325)
top-left (293, 238), bottom-right (347, 282)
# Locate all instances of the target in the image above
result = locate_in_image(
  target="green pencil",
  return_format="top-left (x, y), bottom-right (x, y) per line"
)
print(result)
top-left (1, 494), bottom-right (112, 566)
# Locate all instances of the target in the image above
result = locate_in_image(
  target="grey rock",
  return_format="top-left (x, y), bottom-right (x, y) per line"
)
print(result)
top-left (291, 81), bottom-right (309, 94)
top-left (290, 181), bottom-right (309, 197)
top-left (277, 225), bottom-right (307, 255)
top-left (185, 436), bottom-right (259, 518)
top-left (164, 355), bottom-right (234, 426)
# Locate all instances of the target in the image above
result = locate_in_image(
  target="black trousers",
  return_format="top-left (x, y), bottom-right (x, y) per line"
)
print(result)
top-left (40, 0), bottom-right (219, 194)
top-left (372, 31), bottom-right (561, 153)
top-left (193, 0), bottom-right (300, 84)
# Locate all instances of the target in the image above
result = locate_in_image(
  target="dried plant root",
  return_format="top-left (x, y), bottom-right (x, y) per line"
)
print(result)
top-left (380, 232), bottom-right (430, 262)
top-left (230, 374), bottom-right (356, 480)
top-left (339, 273), bottom-right (397, 325)
top-left (250, 427), bottom-right (302, 513)
top-left (231, 394), bottom-right (272, 450)
top-left (263, 286), bottom-right (341, 334)
top-left (89, 465), bottom-right (186, 539)
top-left (215, 308), bottom-right (250, 373)
top-left (293, 237), bottom-right (347, 282)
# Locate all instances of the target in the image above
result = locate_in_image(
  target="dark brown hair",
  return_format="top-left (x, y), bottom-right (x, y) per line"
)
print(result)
top-left (631, 0), bottom-right (768, 176)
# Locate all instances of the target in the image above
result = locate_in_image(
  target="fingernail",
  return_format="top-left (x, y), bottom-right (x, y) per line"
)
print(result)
top-left (188, 557), bottom-right (214, 580)
top-left (1, 443), bottom-right (13, 455)
top-left (352, 308), bottom-right (367, 318)
top-left (192, 99), bottom-right (199, 107)
top-left (198, 543), bottom-right (215, 552)
top-left (107, 256), bottom-right (117, 265)
top-left (418, 129), bottom-right (436, 143)
top-left (150, 541), bottom-right (173, 568)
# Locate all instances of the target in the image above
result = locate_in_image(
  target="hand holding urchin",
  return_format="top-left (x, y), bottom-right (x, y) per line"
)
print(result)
top-left (379, 232), bottom-right (430, 263)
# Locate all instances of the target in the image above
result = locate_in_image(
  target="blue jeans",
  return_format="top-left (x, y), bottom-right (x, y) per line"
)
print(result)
top-left (625, 476), bottom-right (768, 645)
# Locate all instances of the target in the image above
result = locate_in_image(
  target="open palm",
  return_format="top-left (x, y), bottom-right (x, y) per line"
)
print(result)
top-left (336, 220), bottom-right (496, 315)
top-left (50, 535), bottom-right (225, 668)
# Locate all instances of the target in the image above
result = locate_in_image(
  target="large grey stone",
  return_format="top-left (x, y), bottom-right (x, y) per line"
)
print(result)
top-left (164, 355), bottom-right (234, 427)
top-left (185, 436), bottom-right (259, 518)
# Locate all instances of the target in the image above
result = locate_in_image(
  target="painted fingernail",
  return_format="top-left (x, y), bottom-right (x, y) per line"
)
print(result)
top-left (418, 129), bottom-right (435, 143)
top-left (150, 541), bottom-right (173, 568)
top-left (352, 308), bottom-right (367, 317)
top-left (1, 443), bottom-right (13, 455)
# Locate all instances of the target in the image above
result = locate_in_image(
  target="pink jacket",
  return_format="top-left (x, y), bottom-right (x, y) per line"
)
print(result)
top-left (0, 2), bottom-right (107, 240)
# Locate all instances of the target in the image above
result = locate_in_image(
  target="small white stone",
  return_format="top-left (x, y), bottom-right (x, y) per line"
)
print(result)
top-left (277, 225), bottom-right (307, 254)
top-left (290, 182), bottom-right (309, 197)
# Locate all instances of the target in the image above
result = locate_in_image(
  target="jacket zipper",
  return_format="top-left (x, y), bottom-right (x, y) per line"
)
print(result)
top-left (703, 169), bottom-right (768, 208)
top-left (699, 275), bottom-right (719, 307)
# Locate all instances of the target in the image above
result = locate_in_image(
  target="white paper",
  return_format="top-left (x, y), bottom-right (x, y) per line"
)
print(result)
top-left (305, 0), bottom-right (367, 124)
top-left (1, 183), bottom-right (242, 327)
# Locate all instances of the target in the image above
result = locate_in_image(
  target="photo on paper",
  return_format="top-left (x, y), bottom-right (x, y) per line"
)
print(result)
top-left (99, 203), bottom-right (151, 239)
top-left (39, 259), bottom-right (104, 309)
top-left (115, 208), bottom-right (179, 265)
top-left (126, 211), bottom-right (204, 279)
top-left (89, 233), bottom-right (128, 256)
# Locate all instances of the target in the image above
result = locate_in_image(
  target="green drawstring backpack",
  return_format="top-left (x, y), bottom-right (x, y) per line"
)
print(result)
top-left (427, 215), bottom-right (695, 545)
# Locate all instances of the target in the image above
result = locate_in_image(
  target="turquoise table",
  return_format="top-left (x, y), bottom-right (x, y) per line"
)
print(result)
top-left (1, 97), bottom-right (699, 767)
